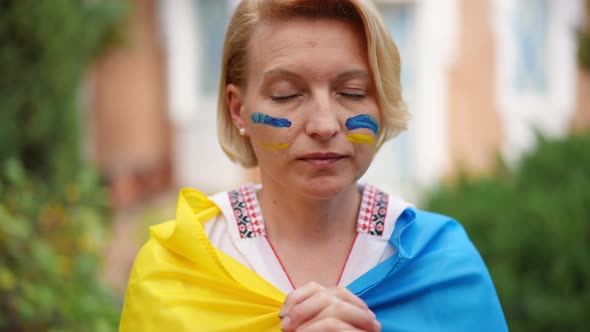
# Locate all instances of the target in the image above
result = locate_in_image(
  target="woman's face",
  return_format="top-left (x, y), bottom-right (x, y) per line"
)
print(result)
top-left (227, 18), bottom-right (380, 199)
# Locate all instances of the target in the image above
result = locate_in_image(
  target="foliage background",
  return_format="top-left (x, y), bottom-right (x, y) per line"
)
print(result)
top-left (424, 132), bottom-right (590, 332)
top-left (0, 1), bottom-right (128, 331)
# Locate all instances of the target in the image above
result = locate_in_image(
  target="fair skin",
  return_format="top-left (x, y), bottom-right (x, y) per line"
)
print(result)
top-left (227, 18), bottom-right (381, 332)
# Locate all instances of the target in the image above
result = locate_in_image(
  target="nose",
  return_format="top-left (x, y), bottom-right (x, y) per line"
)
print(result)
top-left (305, 94), bottom-right (340, 139)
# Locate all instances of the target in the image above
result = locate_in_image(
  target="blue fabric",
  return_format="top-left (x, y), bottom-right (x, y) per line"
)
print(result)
top-left (349, 208), bottom-right (508, 331)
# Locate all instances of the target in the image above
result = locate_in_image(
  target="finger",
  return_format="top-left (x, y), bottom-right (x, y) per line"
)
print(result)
top-left (298, 318), bottom-right (359, 332)
top-left (283, 285), bottom-right (374, 327)
top-left (282, 290), bottom-right (340, 330)
top-left (306, 298), bottom-right (380, 332)
top-left (280, 281), bottom-right (325, 318)
top-left (282, 293), bottom-right (378, 332)
top-left (330, 286), bottom-right (369, 310)
top-left (282, 285), bottom-right (367, 319)
top-left (296, 317), bottom-right (366, 332)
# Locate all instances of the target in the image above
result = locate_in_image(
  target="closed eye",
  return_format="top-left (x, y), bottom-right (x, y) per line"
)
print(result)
top-left (339, 92), bottom-right (367, 100)
top-left (271, 94), bottom-right (300, 103)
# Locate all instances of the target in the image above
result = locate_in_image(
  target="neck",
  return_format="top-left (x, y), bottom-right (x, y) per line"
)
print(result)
top-left (257, 180), bottom-right (361, 243)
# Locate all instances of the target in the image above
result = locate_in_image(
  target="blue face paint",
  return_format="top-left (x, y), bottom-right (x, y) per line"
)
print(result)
top-left (345, 114), bottom-right (379, 135)
top-left (251, 112), bottom-right (292, 128)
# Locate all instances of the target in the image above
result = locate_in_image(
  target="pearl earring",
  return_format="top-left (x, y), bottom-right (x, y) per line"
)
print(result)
top-left (239, 128), bottom-right (246, 136)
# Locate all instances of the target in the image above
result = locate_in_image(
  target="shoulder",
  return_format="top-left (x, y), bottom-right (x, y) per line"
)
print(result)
top-left (396, 208), bottom-right (491, 282)
top-left (351, 208), bottom-right (508, 331)
top-left (128, 187), bottom-right (228, 281)
top-left (394, 208), bottom-right (477, 260)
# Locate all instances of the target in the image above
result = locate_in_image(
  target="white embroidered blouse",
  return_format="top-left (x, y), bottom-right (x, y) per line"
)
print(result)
top-left (205, 183), bottom-right (412, 294)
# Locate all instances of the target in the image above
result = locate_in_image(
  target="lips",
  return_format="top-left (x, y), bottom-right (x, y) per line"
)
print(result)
top-left (297, 152), bottom-right (347, 167)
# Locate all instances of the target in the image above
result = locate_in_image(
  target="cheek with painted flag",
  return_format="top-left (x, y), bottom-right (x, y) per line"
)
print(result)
top-left (345, 114), bottom-right (378, 146)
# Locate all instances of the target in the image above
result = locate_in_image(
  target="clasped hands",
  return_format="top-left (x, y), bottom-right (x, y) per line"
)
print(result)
top-left (279, 282), bottom-right (381, 332)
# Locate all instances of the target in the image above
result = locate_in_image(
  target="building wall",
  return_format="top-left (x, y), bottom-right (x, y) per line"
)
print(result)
top-left (492, 0), bottom-right (583, 164)
top-left (159, 0), bottom-right (246, 194)
top-left (574, 70), bottom-right (590, 131)
top-left (90, 0), bottom-right (171, 208)
top-left (447, 0), bottom-right (503, 175)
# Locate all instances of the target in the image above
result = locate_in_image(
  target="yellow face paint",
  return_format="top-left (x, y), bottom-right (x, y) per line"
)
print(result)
top-left (346, 134), bottom-right (375, 145)
top-left (258, 142), bottom-right (290, 150)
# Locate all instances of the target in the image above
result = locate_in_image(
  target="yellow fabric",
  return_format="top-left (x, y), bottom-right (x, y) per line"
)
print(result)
top-left (119, 188), bottom-right (286, 332)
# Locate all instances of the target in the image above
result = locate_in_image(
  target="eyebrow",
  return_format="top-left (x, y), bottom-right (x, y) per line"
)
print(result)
top-left (262, 69), bottom-right (301, 82)
top-left (334, 69), bottom-right (371, 82)
top-left (262, 69), bottom-right (370, 82)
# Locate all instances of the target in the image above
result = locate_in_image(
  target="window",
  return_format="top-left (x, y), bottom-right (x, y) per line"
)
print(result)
top-left (364, 3), bottom-right (417, 190)
top-left (195, 0), bottom-right (230, 94)
top-left (512, 0), bottom-right (549, 94)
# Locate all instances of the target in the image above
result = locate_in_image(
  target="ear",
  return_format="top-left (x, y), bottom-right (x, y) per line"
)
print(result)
top-left (226, 84), bottom-right (247, 131)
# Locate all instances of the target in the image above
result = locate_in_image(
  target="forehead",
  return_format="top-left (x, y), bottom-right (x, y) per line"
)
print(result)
top-left (246, 18), bottom-right (369, 82)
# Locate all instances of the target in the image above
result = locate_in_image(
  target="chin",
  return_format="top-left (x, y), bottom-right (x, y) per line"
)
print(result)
top-left (296, 177), bottom-right (357, 200)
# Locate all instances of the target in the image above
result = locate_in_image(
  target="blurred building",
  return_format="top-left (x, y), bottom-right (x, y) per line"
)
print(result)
top-left (88, 0), bottom-right (590, 208)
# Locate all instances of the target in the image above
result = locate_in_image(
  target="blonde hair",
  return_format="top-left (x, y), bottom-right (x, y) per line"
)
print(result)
top-left (218, 0), bottom-right (409, 167)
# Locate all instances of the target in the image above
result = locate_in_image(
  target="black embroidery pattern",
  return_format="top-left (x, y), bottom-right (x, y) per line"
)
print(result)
top-left (229, 184), bottom-right (388, 239)
top-left (228, 185), bottom-right (265, 239)
top-left (357, 185), bottom-right (389, 236)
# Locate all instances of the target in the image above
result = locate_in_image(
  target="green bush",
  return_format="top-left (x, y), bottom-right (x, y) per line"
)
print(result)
top-left (0, 0), bottom-right (126, 184)
top-left (423, 132), bottom-right (590, 332)
top-left (0, 0), bottom-right (128, 331)
top-left (0, 160), bottom-right (119, 332)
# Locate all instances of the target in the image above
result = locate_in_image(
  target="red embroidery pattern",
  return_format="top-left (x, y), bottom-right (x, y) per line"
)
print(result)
top-left (357, 185), bottom-right (389, 236)
top-left (228, 185), bottom-right (265, 238)
top-left (229, 184), bottom-right (388, 238)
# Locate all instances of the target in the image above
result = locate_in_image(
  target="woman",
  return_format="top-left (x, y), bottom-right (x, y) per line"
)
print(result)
top-left (120, 0), bottom-right (508, 331)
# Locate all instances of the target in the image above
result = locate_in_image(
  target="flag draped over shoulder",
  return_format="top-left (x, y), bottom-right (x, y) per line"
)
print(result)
top-left (349, 209), bottom-right (508, 331)
top-left (119, 189), bottom-right (508, 332)
top-left (119, 189), bottom-right (285, 331)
